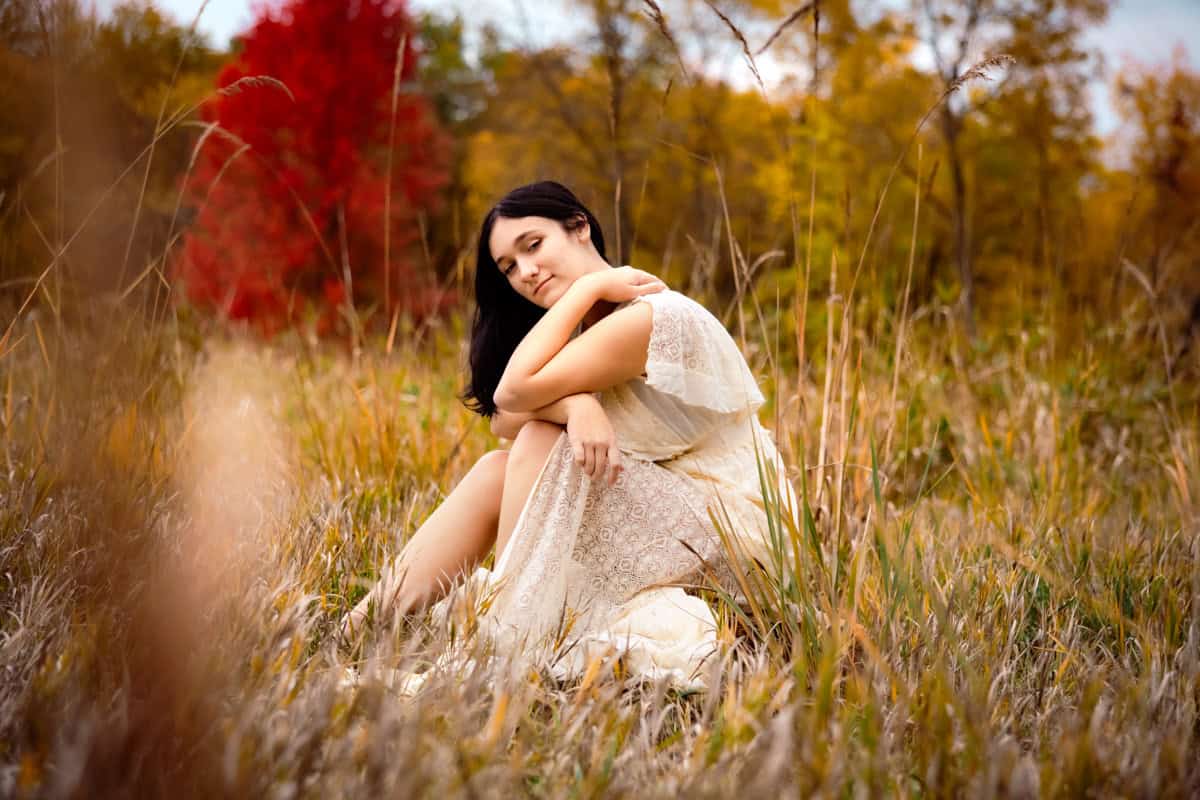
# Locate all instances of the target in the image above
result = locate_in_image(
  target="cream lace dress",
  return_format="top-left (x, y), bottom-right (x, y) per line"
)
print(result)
top-left (430, 289), bottom-right (799, 690)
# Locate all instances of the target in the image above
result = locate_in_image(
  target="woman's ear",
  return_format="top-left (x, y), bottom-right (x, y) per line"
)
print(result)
top-left (573, 215), bottom-right (590, 243)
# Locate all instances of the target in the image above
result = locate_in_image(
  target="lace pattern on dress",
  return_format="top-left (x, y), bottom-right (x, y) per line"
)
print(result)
top-left (487, 432), bottom-right (738, 641)
top-left (631, 290), bottom-right (765, 415)
top-left (417, 288), bottom-right (787, 690)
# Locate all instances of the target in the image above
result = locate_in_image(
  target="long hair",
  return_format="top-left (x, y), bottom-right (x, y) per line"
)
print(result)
top-left (461, 181), bottom-right (608, 417)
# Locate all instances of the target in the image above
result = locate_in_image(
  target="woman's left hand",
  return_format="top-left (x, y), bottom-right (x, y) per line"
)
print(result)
top-left (582, 266), bottom-right (667, 304)
top-left (565, 394), bottom-right (623, 486)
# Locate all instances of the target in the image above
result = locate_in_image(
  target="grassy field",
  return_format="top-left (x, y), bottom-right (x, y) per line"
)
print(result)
top-left (0, 284), bottom-right (1196, 798)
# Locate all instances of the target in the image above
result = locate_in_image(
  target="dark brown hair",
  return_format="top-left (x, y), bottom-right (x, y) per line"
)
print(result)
top-left (461, 181), bottom-right (607, 417)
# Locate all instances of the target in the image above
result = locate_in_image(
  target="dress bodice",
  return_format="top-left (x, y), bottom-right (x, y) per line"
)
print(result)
top-left (596, 289), bottom-right (797, 566)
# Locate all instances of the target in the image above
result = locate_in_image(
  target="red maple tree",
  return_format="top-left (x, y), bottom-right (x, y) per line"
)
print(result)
top-left (174, 0), bottom-right (451, 335)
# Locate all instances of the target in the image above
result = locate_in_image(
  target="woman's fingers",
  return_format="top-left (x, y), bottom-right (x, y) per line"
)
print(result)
top-left (574, 441), bottom-right (623, 483)
top-left (630, 269), bottom-right (666, 293)
top-left (592, 444), bottom-right (608, 481)
top-left (607, 445), bottom-right (622, 486)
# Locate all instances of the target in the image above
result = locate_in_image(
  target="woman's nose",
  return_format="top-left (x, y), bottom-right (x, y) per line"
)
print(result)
top-left (517, 259), bottom-right (540, 281)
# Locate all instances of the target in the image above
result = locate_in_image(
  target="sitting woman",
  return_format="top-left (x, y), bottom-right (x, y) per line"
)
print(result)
top-left (343, 180), bottom-right (798, 686)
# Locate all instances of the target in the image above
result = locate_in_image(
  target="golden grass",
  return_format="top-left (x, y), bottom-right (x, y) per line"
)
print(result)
top-left (0, 284), bottom-right (1196, 796)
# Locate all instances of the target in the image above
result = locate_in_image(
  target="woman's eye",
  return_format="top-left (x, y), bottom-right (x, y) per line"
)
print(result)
top-left (503, 263), bottom-right (515, 276)
top-left (528, 239), bottom-right (541, 251)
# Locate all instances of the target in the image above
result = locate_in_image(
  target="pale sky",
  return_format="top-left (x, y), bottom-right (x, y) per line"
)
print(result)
top-left (92, 0), bottom-right (1200, 138)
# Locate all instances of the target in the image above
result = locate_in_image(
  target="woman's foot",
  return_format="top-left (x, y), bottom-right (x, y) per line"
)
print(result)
top-left (338, 591), bottom-right (380, 649)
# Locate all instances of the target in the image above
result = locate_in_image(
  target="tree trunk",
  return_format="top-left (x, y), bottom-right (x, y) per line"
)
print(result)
top-left (594, 0), bottom-right (634, 266)
top-left (941, 104), bottom-right (975, 336)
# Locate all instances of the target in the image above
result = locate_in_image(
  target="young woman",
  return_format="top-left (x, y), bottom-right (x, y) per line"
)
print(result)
top-left (343, 181), bottom-right (797, 685)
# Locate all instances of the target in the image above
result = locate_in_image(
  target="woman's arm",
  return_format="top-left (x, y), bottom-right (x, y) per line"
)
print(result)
top-left (493, 269), bottom-right (665, 412)
top-left (490, 393), bottom-right (595, 440)
top-left (492, 393), bottom-right (623, 485)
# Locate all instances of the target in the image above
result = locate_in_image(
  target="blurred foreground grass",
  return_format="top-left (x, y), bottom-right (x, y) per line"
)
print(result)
top-left (0, 295), bottom-right (1197, 797)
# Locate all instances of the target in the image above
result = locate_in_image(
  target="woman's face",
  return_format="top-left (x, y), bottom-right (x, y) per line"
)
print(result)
top-left (488, 215), bottom-right (592, 309)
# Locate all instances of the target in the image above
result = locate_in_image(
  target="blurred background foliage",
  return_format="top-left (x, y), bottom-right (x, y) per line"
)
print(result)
top-left (0, 0), bottom-right (223, 301)
top-left (171, 0), bottom-right (452, 335)
top-left (0, 0), bottom-right (1197, 365)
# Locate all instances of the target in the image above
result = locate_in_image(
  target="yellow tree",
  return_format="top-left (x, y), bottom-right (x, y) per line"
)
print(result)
top-left (752, 0), bottom-right (938, 329)
top-left (911, 0), bottom-right (1109, 331)
top-left (463, 0), bottom-right (671, 267)
top-left (1111, 53), bottom-right (1200, 367)
top-left (461, 0), bottom-right (791, 310)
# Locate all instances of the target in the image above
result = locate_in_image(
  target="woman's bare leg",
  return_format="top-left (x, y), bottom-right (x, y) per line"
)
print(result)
top-left (343, 450), bottom-right (508, 636)
top-left (342, 421), bottom-right (565, 639)
top-left (495, 420), bottom-right (565, 562)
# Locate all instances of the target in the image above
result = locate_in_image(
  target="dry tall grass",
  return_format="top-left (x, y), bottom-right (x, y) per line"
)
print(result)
top-left (1, 268), bottom-right (1197, 796)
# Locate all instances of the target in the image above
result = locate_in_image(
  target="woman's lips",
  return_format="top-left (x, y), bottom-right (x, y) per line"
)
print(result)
top-left (534, 277), bottom-right (552, 296)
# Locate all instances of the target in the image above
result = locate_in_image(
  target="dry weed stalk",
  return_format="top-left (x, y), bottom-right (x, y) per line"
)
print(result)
top-left (640, 0), bottom-right (691, 84)
top-left (216, 74), bottom-right (296, 101)
top-left (117, 0), bottom-right (215, 293)
top-left (701, 0), bottom-right (767, 96)
top-left (756, 1), bottom-right (816, 57)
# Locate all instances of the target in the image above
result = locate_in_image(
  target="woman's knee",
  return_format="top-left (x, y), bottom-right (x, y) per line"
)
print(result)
top-left (471, 449), bottom-right (509, 489)
top-left (461, 450), bottom-right (508, 516)
top-left (508, 420), bottom-right (562, 466)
